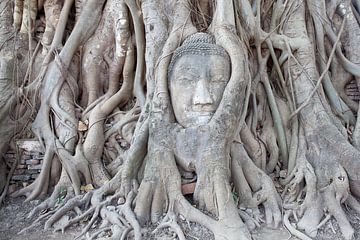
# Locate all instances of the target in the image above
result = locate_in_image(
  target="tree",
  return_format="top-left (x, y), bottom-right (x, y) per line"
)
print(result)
top-left (1, 0), bottom-right (360, 239)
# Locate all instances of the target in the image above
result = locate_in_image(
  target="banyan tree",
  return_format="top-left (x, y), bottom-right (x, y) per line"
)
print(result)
top-left (1, 0), bottom-right (360, 239)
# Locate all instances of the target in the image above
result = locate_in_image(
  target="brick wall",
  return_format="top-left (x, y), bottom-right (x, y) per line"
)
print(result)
top-left (5, 140), bottom-right (43, 195)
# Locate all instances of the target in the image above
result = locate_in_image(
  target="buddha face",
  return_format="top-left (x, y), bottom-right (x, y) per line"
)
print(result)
top-left (169, 54), bottom-right (230, 128)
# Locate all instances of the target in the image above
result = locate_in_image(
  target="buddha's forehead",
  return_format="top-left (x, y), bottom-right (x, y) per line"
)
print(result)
top-left (171, 54), bottom-right (230, 72)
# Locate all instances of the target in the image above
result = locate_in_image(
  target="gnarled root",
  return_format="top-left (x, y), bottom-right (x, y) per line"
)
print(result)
top-left (44, 191), bottom-right (93, 230)
top-left (28, 170), bottom-right (74, 219)
top-left (153, 210), bottom-right (186, 240)
top-left (134, 150), bottom-right (252, 240)
top-left (231, 142), bottom-right (282, 229)
top-left (37, 178), bottom-right (141, 239)
top-left (282, 141), bottom-right (356, 240)
top-left (281, 131), bottom-right (324, 238)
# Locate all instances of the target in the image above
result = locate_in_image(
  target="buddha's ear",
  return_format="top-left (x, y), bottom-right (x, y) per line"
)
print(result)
top-left (208, 0), bottom-right (236, 34)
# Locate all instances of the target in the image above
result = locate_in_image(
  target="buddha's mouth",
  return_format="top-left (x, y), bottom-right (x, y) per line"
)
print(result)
top-left (188, 106), bottom-right (216, 113)
top-left (188, 114), bottom-right (213, 126)
top-left (186, 111), bottom-right (214, 116)
top-left (177, 111), bottom-right (214, 127)
top-left (197, 112), bottom-right (213, 116)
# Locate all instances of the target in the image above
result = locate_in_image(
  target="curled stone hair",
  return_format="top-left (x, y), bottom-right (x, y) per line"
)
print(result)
top-left (168, 32), bottom-right (230, 74)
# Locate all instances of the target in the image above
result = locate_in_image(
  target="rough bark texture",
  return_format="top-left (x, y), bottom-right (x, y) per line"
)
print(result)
top-left (1, 0), bottom-right (360, 239)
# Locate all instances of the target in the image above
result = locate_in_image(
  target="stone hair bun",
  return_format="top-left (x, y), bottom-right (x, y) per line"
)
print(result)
top-left (168, 32), bottom-right (230, 74)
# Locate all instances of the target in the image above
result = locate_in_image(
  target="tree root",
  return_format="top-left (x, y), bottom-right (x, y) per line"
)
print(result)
top-left (283, 211), bottom-right (312, 240)
top-left (55, 140), bottom-right (92, 194)
top-left (85, 226), bottom-right (111, 240)
top-left (153, 211), bottom-right (186, 240)
top-left (0, 149), bottom-right (19, 205)
top-left (232, 142), bottom-right (282, 229)
top-left (37, 184), bottom-right (142, 240)
top-left (240, 124), bottom-right (267, 170)
top-left (282, 140), bottom-right (357, 240)
top-left (28, 171), bottom-right (74, 218)
top-left (12, 146), bottom-right (56, 201)
top-left (44, 191), bottom-right (93, 230)
top-left (238, 209), bottom-right (263, 231)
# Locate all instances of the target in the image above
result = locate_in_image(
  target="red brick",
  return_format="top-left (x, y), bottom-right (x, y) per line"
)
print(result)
top-left (14, 169), bottom-right (25, 175)
top-left (181, 182), bottom-right (196, 195)
top-left (26, 159), bottom-right (40, 165)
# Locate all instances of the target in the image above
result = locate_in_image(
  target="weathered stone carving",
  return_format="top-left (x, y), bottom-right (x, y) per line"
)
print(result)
top-left (168, 32), bottom-right (230, 128)
top-left (168, 32), bottom-right (233, 198)
top-left (168, 33), bottom-right (231, 175)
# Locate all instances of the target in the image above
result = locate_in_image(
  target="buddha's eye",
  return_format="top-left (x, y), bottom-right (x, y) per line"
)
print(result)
top-left (212, 75), bottom-right (227, 83)
top-left (177, 77), bottom-right (195, 83)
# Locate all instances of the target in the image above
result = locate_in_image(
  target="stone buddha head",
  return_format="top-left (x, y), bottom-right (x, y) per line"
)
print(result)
top-left (168, 33), bottom-right (231, 128)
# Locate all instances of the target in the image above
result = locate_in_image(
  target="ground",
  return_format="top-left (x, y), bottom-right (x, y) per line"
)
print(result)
top-left (0, 197), bottom-right (78, 240)
top-left (1, 196), bottom-right (360, 240)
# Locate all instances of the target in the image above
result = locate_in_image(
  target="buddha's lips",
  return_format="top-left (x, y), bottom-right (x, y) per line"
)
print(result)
top-left (197, 112), bottom-right (213, 116)
top-left (186, 106), bottom-right (216, 113)
top-left (186, 111), bottom-right (214, 116)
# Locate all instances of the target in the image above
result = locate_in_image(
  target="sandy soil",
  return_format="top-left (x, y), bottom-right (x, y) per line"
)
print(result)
top-left (0, 197), bottom-right (79, 240)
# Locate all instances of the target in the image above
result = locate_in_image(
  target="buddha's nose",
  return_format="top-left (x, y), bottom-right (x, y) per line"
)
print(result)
top-left (193, 79), bottom-right (213, 106)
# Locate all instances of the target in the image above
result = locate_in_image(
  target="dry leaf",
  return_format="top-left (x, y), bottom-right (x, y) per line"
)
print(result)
top-left (78, 120), bottom-right (88, 131)
top-left (80, 184), bottom-right (94, 192)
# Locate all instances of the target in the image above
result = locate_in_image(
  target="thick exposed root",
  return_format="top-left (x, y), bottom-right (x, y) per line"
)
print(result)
top-left (42, 0), bottom-right (62, 46)
top-left (0, 151), bottom-right (19, 205)
top-left (55, 140), bottom-right (92, 194)
top-left (12, 146), bottom-right (56, 201)
top-left (153, 211), bottom-right (186, 240)
top-left (31, 178), bottom-right (141, 239)
top-left (282, 145), bottom-right (356, 240)
top-left (232, 142), bottom-right (282, 229)
top-left (135, 138), bottom-right (251, 240)
top-left (283, 211), bottom-right (312, 240)
top-left (44, 191), bottom-right (93, 230)
top-left (240, 124), bottom-right (267, 170)
top-left (28, 172), bottom-right (74, 219)
top-left (16, 175), bottom-right (75, 234)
